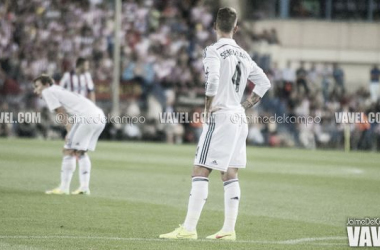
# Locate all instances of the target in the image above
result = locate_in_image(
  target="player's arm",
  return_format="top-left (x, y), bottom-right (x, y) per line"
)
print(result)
top-left (55, 107), bottom-right (72, 133)
top-left (204, 96), bottom-right (215, 113)
top-left (241, 92), bottom-right (262, 110)
top-left (42, 89), bottom-right (72, 133)
top-left (203, 46), bottom-right (220, 116)
top-left (242, 60), bottom-right (271, 110)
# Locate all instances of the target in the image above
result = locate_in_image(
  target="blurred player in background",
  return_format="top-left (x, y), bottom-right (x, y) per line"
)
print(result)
top-left (33, 74), bottom-right (105, 195)
top-left (60, 57), bottom-right (96, 102)
top-left (370, 64), bottom-right (380, 102)
top-left (160, 7), bottom-right (271, 241)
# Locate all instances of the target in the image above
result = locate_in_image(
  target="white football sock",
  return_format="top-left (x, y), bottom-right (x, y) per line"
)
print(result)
top-left (78, 154), bottom-right (91, 191)
top-left (59, 155), bottom-right (76, 191)
top-left (183, 177), bottom-right (209, 232)
top-left (222, 179), bottom-right (240, 232)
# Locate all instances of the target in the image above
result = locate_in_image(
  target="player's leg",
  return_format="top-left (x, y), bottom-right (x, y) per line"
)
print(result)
top-left (159, 166), bottom-right (211, 240)
top-left (46, 122), bottom-right (81, 195)
top-left (183, 166), bottom-right (212, 231)
top-left (71, 123), bottom-right (104, 195)
top-left (223, 168), bottom-right (240, 236)
top-left (206, 168), bottom-right (240, 241)
top-left (71, 150), bottom-right (91, 195)
top-left (160, 115), bottom-right (232, 240)
top-left (60, 149), bottom-right (77, 192)
top-left (206, 170), bottom-right (241, 241)
top-left (206, 116), bottom-right (248, 240)
top-left (46, 148), bottom-right (76, 195)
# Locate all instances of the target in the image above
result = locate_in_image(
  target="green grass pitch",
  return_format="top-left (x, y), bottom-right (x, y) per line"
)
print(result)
top-left (0, 138), bottom-right (379, 250)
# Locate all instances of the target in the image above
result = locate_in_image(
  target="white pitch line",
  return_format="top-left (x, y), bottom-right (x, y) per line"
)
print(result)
top-left (278, 236), bottom-right (346, 244)
top-left (0, 235), bottom-right (347, 245)
top-left (348, 168), bottom-right (363, 174)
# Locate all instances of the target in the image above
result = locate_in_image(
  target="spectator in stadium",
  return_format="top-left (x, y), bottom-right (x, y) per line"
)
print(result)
top-left (122, 52), bottom-right (155, 109)
top-left (247, 110), bottom-right (266, 146)
top-left (296, 61), bottom-right (309, 95)
top-left (352, 110), bottom-right (371, 150)
top-left (332, 63), bottom-right (345, 95)
top-left (369, 65), bottom-right (380, 103)
top-left (0, 102), bottom-right (12, 137)
top-left (321, 63), bottom-right (332, 103)
top-left (307, 62), bottom-right (320, 91)
top-left (268, 28), bottom-right (280, 45)
top-left (282, 61), bottom-right (296, 99)
top-left (269, 62), bottom-right (283, 88)
top-left (0, 0), bottom-right (378, 152)
top-left (162, 89), bottom-right (184, 144)
top-left (188, 107), bottom-right (203, 142)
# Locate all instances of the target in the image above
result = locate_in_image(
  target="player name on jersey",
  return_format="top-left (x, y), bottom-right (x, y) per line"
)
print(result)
top-left (220, 48), bottom-right (249, 60)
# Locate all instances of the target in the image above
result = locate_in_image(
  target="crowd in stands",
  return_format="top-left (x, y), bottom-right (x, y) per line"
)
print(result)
top-left (253, 62), bottom-right (380, 151)
top-left (1, 0), bottom-right (380, 151)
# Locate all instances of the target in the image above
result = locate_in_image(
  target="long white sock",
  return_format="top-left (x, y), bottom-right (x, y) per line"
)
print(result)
top-left (222, 179), bottom-right (240, 232)
top-left (78, 154), bottom-right (91, 191)
top-left (59, 155), bottom-right (76, 191)
top-left (183, 177), bottom-right (209, 232)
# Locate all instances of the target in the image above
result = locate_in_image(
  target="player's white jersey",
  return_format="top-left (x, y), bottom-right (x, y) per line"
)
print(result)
top-left (42, 85), bottom-right (103, 117)
top-left (59, 71), bottom-right (94, 97)
top-left (203, 38), bottom-right (271, 113)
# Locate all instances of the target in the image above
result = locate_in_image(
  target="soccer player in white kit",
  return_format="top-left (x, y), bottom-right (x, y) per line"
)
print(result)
top-left (33, 74), bottom-right (105, 195)
top-left (60, 58), bottom-right (96, 102)
top-left (159, 7), bottom-right (271, 240)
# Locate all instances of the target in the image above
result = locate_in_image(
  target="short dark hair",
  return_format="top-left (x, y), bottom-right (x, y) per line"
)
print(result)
top-left (33, 74), bottom-right (54, 86)
top-left (216, 7), bottom-right (237, 33)
top-left (76, 57), bottom-right (88, 68)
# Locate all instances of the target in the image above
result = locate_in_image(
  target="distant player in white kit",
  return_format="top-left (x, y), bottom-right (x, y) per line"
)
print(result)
top-left (33, 74), bottom-right (105, 195)
top-left (60, 57), bottom-right (96, 102)
top-left (159, 7), bottom-right (271, 240)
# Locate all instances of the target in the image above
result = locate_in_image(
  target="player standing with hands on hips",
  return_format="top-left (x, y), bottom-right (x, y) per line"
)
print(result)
top-left (159, 7), bottom-right (271, 240)
top-left (33, 74), bottom-right (105, 195)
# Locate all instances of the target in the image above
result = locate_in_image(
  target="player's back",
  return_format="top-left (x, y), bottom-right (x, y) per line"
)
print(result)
top-left (204, 38), bottom-right (254, 113)
top-left (42, 85), bottom-right (103, 117)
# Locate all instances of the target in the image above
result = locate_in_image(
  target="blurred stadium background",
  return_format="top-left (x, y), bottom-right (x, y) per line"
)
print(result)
top-left (1, 0), bottom-right (380, 150)
top-left (1, 1), bottom-right (380, 249)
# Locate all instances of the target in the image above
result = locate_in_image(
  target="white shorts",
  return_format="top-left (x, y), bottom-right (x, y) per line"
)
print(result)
top-left (194, 112), bottom-right (248, 172)
top-left (64, 122), bottom-right (105, 151)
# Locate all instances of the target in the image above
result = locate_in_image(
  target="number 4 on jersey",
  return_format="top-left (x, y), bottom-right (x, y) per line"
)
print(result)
top-left (232, 61), bottom-right (242, 93)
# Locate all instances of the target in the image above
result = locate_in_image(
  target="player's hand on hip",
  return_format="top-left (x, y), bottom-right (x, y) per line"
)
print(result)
top-left (204, 107), bottom-right (220, 124)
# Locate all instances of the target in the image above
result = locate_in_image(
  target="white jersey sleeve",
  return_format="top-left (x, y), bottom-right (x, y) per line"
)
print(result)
top-left (85, 72), bottom-right (95, 92)
top-left (41, 88), bottom-right (62, 112)
top-left (203, 46), bottom-right (220, 96)
top-left (59, 72), bottom-right (70, 89)
top-left (248, 60), bottom-right (271, 98)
